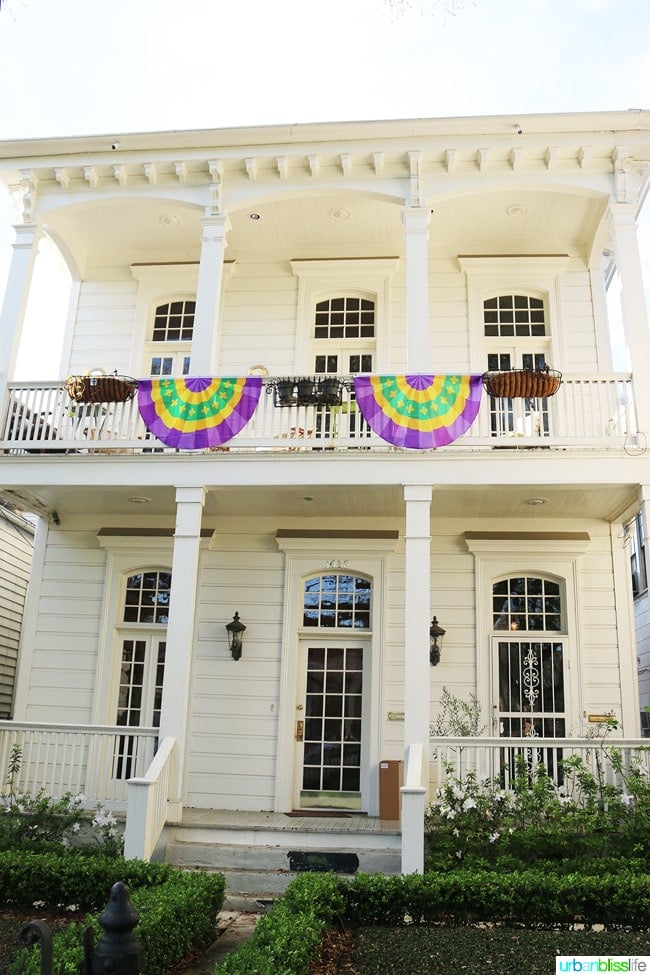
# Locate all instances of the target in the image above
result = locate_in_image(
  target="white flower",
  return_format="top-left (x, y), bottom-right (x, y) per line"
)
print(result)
top-left (489, 832), bottom-right (500, 843)
top-left (446, 809), bottom-right (457, 820)
top-left (620, 794), bottom-right (633, 806)
top-left (71, 822), bottom-right (81, 833)
top-left (455, 850), bottom-right (463, 859)
top-left (462, 797), bottom-right (477, 811)
top-left (452, 828), bottom-right (460, 837)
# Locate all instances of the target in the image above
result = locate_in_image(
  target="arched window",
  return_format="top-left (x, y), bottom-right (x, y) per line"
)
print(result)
top-left (303, 573), bottom-right (371, 628)
top-left (492, 576), bottom-right (562, 632)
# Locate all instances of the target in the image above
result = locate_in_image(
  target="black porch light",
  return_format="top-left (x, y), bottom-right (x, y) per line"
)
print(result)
top-left (226, 611), bottom-right (246, 660)
top-left (429, 616), bottom-right (446, 666)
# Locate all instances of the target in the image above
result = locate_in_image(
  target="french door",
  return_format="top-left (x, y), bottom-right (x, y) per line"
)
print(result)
top-left (114, 636), bottom-right (166, 779)
top-left (294, 640), bottom-right (368, 810)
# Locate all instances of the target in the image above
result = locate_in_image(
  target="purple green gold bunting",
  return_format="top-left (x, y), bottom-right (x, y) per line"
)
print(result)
top-left (137, 376), bottom-right (262, 449)
top-left (353, 374), bottom-right (482, 449)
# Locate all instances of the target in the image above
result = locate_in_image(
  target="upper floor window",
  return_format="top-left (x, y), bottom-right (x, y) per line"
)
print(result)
top-left (484, 295), bottom-right (546, 339)
top-left (152, 300), bottom-right (195, 342)
top-left (628, 513), bottom-right (648, 597)
top-left (303, 574), bottom-right (371, 629)
top-left (314, 297), bottom-right (376, 340)
top-left (147, 299), bottom-right (195, 377)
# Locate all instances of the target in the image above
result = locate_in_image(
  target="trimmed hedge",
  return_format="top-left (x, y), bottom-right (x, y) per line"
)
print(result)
top-left (214, 868), bottom-right (650, 975)
top-left (3, 852), bottom-right (225, 975)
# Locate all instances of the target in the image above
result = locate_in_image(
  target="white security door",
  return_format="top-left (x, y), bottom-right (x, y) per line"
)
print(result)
top-left (491, 575), bottom-right (567, 783)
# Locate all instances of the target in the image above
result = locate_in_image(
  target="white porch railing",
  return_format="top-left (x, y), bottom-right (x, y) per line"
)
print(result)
top-left (123, 736), bottom-right (176, 861)
top-left (0, 373), bottom-right (638, 454)
top-left (0, 721), bottom-right (158, 810)
top-left (430, 736), bottom-right (650, 794)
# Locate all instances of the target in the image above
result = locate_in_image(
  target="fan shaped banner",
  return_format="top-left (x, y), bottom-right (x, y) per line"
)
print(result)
top-left (137, 376), bottom-right (263, 449)
top-left (353, 374), bottom-right (482, 449)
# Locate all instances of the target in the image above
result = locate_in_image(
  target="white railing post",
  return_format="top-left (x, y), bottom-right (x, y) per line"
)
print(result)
top-left (123, 736), bottom-right (176, 861)
top-left (401, 742), bottom-right (426, 875)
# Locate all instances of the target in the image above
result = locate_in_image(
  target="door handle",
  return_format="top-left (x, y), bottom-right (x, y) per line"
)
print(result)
top-left (296, 720), bottom-right (304, 742)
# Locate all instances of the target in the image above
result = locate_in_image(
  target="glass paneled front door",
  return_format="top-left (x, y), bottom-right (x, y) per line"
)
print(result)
top-left (296, 643), bottom-right (366, 810)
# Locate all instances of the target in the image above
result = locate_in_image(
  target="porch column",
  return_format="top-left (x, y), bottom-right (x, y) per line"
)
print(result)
top-left (158, 486), bottom-right (206, 821)
top-left (190, 215), bottom-right (230, 373)
top-left (608, 203), bottom-right (650, 432)
top-left (0, 223), bottom-right (42, 396)
top-left (402, 208), bottom-right (431, 371)
top-left (402, 484), bottom-right (432, 874)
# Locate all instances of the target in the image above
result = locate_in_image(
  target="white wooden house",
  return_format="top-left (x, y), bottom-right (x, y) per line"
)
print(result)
top-left (0, 111), bottom-right (649, 877)
top-left (0, 501), bottom-right (34, 718)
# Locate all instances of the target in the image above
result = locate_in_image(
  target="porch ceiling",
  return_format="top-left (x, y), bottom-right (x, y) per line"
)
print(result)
top-left (42, 186), bottom-right (604, 272)
top-left (1, 479), bottom-right (637, 525)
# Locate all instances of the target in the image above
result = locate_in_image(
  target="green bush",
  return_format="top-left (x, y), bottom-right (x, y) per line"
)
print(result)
top-left (4, 853), bottom-right (225, 975)
top-left (425, 747), bottom-right (650, 871)
top-left (214, 873), bottom-right (346, 975)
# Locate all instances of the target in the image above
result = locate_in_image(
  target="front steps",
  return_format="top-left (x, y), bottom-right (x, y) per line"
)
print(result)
top-left (161, 809), bottom-right (402, 898)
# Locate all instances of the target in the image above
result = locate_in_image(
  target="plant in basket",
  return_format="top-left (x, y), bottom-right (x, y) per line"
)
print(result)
top-left (64, 369), bottom-right (138, 404)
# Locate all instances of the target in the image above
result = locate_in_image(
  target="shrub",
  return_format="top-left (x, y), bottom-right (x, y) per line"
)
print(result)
top-left (4, 853), bottom-right (225, 975)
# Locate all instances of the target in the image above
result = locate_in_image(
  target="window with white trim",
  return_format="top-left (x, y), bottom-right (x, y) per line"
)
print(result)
top-left (147, 300), bottom-right (194, 377)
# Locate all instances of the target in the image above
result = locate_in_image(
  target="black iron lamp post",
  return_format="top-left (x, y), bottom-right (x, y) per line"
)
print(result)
top-left (429, 616), bottom-right (446, 666)
top-left (226, 611), bottom-right (246, 660)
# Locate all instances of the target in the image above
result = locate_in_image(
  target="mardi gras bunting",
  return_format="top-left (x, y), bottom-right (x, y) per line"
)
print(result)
top-left (353, 374), bottom-right (482, 449)
top-left (137, 376), bottom-right (262, 449)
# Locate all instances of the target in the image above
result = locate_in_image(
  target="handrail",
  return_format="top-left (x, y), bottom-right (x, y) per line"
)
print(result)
top-left (123, 736), bottom-right (176, 861)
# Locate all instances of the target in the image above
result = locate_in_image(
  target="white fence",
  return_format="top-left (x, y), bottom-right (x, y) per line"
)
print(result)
top-left (0, 373), bottom-right (637, 454)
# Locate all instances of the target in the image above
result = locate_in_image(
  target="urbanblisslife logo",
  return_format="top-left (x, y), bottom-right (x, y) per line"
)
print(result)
top-left (556, 959), bottom-right (649, 972)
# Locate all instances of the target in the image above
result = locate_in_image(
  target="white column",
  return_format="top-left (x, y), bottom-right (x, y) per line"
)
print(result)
top-left (0, 223), bottom-right (42, 394)
top-left (402, 208), bottom-right (431, 371)
top-left (401, 484), bottom-right (432, 874)
top-left (158, 486), bottom-right (206, 820)
top-left (608, 204), bottom-right (650, 431)
top-left (190, 215), bottom-right (230, 373)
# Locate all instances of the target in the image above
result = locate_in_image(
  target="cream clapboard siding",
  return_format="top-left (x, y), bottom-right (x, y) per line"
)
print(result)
top-left (0, 508), bottom-right (34, 718)
top-left (560, 267), bottom-right (599, 372)
top-left (219, 264), bottom-right (298, 375)
top-left (68, 281), bottom-right (138, 376)
top-left (22, 530), bottom-right (105, 723)
top-left (188, 529), bottom-right (286, 810)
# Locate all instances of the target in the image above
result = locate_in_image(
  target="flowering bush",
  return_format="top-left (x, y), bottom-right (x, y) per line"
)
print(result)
top-left (425, 746), bottom-right (650, 872)
top-left (0, 745), bottom-right (124, 855)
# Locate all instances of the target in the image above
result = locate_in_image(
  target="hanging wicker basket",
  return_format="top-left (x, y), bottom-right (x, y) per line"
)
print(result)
top-left (65, 372), bottom-right (138, 404)
top-left (481, 368), bottom-right (562, 399)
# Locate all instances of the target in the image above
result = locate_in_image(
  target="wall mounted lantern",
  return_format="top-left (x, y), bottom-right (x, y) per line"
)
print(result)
top-left (226, 612), bottom-right (246, 660)
top-left (429, 616), bottom-right (446, 666)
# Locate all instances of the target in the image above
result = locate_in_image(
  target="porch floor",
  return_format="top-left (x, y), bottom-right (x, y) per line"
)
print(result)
top-left (178, 807), bottom-right (401, 836)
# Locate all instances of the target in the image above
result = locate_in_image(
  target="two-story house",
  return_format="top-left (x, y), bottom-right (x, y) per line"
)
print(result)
top-left (0, 110), bottom-right (649, 874)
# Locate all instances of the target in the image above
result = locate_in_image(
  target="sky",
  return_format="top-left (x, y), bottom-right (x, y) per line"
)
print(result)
top-left (0, 0), bottom-right (649, 376)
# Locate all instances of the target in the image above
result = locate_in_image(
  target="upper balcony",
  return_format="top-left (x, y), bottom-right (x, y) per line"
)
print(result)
top-left (0, 372), bottom-right (638, 456)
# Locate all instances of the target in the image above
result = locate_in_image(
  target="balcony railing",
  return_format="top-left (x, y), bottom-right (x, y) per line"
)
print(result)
top-left (0, 373), bottom-right (637, 454)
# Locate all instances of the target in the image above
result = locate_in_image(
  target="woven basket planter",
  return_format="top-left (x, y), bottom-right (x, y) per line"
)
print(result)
top-left (482, 369), bottom-right (562, 399)
top-left (65, 374), bottom-right (138, 404)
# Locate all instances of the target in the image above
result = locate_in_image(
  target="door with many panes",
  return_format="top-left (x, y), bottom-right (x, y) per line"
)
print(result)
top-left (483, 294), bottom-right (553, 438)
top-left (311, 296), bottom-right (375, 442)
top-left (294, 572), bottom-right (372, 810)
top-left (113, 570), bottom-right (169, 779)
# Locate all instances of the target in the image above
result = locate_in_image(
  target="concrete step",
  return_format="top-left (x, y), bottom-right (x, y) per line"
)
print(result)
top-left (165, 840), bottom-right (401, 895)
